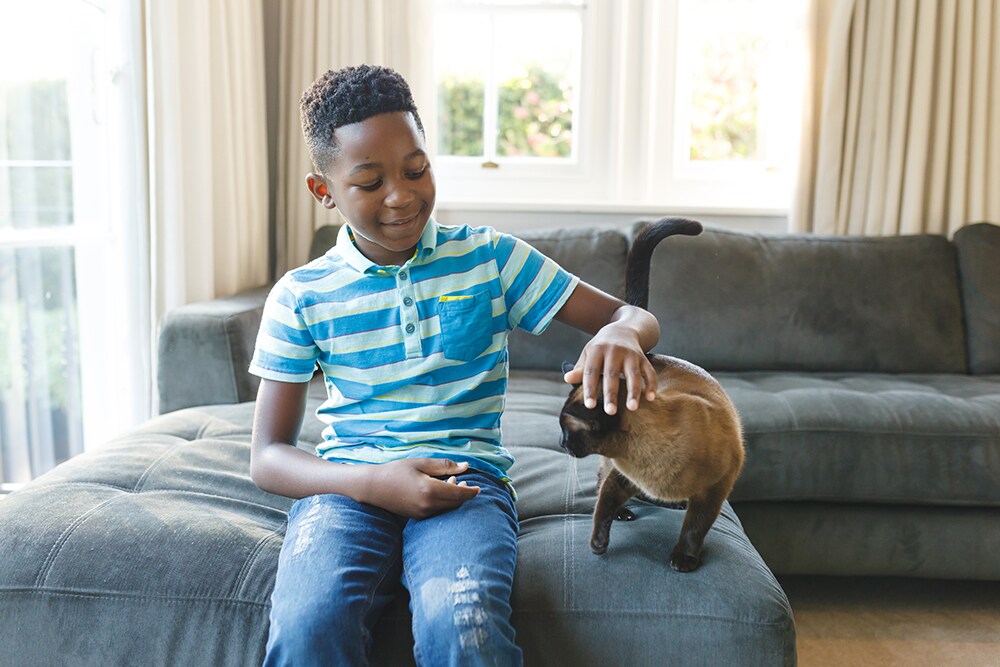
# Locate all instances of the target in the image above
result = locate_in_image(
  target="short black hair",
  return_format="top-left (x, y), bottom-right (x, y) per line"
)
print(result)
top-left (300, 64), bottom-right (425, 174)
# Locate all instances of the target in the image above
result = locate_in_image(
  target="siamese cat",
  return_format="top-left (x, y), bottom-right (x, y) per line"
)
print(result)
top-left (559, 217), bottom-right (745, 572)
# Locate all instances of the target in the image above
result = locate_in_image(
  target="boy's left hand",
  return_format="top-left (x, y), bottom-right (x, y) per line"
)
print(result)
top-left (563, 324), bottom-right (658, 415)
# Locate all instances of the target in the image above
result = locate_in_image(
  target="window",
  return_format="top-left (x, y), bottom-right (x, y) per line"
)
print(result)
top-left (0, 0), bottom-right (148, 489)
top-left (432, 0), bottom-right (608, 203)
top-left (431, 0), bottom-right (806, 211)
top-left (659, 0), bottom-right (807, 209)
top-left (435, 0), bottom-right (583, 162)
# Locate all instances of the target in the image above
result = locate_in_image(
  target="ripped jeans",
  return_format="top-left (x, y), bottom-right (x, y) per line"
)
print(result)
top-left (263, 471), bottom-right (523, 667)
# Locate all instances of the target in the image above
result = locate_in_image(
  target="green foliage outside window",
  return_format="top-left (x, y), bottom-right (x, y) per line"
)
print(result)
top-left (437, 75), bottom-right (485, 157)
top-left (497, 64), bottom-right (572, 158)
top-left (437, 64), bottom-right (573, 159)
top-left (690, 33), bottom-right (760, 161)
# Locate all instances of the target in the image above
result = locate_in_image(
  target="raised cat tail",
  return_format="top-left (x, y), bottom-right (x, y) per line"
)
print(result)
top-left (625, 217), bottom-right (703, 309)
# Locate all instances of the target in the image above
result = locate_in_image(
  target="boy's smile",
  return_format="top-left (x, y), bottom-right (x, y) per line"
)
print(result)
top-left (308, 111), bottom-right (436, 267)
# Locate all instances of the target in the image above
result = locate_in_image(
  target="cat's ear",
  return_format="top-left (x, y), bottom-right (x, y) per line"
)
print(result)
top-left (561, 361), bottom-right (576, 375)
top-left (562, 413), bottom-right (600, 433)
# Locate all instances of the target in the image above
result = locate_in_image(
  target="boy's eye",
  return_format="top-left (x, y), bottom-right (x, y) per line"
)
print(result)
top-left (357, 179), bottom-right (382, 191)
top-left (406, 166), bottom-right (427, 180)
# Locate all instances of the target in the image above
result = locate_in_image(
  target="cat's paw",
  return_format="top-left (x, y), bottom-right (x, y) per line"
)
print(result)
top-left (669, 548), bottom-right (701, 572)
top-left (590, 531), bottom-right (610, 555)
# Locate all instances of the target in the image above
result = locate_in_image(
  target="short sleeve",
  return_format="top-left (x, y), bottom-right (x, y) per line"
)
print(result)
top-left (492, 230), bottom-right (580, 335)
top-left (248, 276), bottom-right (321, 383)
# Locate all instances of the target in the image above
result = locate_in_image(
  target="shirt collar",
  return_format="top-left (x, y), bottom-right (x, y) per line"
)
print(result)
top-left (333, 216), bottom-right (439, 275)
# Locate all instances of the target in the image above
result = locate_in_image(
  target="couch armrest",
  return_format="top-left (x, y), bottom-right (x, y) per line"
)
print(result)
top-left (157, 286), bottom-right (271, 413)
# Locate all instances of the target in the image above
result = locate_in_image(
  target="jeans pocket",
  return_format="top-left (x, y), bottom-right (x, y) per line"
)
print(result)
top-left (438, 291), bottom-right (493, 361)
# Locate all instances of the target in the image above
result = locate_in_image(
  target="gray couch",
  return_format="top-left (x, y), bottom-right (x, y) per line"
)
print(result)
top-left (4, 220), bottom-right (999, 665)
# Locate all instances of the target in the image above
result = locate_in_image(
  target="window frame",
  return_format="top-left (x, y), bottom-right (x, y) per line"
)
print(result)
top-left (431, 0), bottom-right (806, 214)
top-left (432, 0), bottom-right (616, 205)
top-left (0, 0), bottom-right (149, 487)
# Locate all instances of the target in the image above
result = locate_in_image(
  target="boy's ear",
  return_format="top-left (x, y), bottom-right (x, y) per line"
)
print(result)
top-left (305, 173), bottom-right (335, 209)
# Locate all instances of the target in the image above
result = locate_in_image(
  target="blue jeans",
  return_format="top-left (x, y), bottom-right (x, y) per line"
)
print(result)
top-left (264, 471), bottom-right (523, 667)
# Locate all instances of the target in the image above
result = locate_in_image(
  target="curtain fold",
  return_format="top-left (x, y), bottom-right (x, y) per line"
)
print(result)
top-left (792, 0), bottom-right (1000, 236)
top-left (275, 0), bottom-right (432, 275)
top-left (146, 0), bottom-right (269, 321)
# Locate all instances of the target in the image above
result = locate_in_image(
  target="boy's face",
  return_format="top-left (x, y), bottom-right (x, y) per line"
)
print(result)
top-left (307, 111), bottom-right (436, 267)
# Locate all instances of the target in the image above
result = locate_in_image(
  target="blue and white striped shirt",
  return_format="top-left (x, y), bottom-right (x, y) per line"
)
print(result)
top-left (249, 218), bottom-right (579, 484)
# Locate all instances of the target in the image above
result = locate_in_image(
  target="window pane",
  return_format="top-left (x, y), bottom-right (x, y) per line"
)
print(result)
top-left (2, 79), bottom-right (71, 162)
top-left (493, 10), bottom-right (579, 158)
top-left (1, 165), bottom-right (74, 229)
top-left (0, 246), bottom-right (84, 485)
top-left (435, 11), bottom-right (490, 157)
top-left (685, 0), bottom-right (769, 162)
top-left (434, 3), bottom-right (582, 161)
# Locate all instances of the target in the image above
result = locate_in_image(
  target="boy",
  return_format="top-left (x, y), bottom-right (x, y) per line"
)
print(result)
top-left (249, 65), bottom-right (659, 666)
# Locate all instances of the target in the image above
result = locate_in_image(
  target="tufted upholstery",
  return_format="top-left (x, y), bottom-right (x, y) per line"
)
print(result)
top-left (6, 220), bottom-right (1000, 664)
top-left (0, 389), bottom-right (796, 666)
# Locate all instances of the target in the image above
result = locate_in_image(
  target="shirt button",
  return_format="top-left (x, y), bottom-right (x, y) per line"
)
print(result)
top-left (399, 271), bottom-right (408, 281)
top-left (405, 323), bottom-right (415, 334)
top-left (403, 297), bottom-right (413, 307)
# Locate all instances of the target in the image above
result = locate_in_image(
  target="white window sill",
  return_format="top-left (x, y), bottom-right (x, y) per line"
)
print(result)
top-left (435, 199), bottom-right (788, 218)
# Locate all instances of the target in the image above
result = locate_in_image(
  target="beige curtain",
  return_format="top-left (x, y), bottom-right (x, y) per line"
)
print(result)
top-left (792, 0), bottom-right (1000, 236)
top-left (275, 0), bottom-right (433, 274)
top-left (146, 0), bottom-right (269, 321)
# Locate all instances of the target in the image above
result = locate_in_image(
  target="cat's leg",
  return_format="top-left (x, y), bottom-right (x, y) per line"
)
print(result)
top-left (669, 481), bottom-right (730, 572)
top-left (591, 465), bottom-right (639, 555)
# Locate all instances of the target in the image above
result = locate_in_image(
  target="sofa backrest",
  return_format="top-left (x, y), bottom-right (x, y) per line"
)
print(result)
top-left (507, 226), bottom-right (628, 370)
top-left (643, 224), bottom-right (969, 373)
top-left (309, 221), bottom-right (990, 375)
top-left (953, 223), bottom-right (1000, 374)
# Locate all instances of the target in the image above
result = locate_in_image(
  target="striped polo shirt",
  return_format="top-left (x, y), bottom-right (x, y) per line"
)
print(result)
top-left (249, 218), bottom-right (579, 484)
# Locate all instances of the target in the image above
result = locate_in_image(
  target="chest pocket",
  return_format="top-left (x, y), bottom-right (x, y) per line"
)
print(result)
top-left (437, 291), bottom-right (493, 361)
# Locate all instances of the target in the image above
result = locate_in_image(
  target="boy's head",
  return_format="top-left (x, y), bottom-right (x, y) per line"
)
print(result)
top-left (300, 64), bottom-right (425, 176)
top-left (300, 65), bottom-right (435, 267)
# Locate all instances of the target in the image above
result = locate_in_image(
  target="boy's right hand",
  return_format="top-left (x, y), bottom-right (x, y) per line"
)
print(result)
top-left (362, 459), bottom-right (481, 519)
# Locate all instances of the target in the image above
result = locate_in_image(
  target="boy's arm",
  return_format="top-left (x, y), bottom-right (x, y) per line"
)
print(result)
top-left (554, 282), bottom-right (660, 415)
top-left (250, 379), bottom-right (479, 518)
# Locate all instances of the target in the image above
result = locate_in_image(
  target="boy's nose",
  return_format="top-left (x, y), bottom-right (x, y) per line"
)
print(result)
top-left (384, 182), bottom-right (415, 208)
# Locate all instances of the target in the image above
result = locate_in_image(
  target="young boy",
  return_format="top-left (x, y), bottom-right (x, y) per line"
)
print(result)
top-left (249, 64), bottom-right (659, 666)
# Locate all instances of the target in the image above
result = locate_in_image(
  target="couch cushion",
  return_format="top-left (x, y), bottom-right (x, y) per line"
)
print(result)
top-left (717, 372), bottom-right (1000, 506)
top-left (0, 407), bottom-right (290, 667)
top-left (954, 222), bottom-right (1000, 374)
top-left (0, 395), bottom-right (795, 666)
top-left (507, 226), bottom-right (628, 370)
top-left (503, 370), bottom-right (1000, 508)
top-left (641, 225), bottom-right (968, 373)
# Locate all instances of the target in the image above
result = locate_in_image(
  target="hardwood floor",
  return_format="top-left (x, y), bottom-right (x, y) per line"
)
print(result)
top-left (778, 576), bottom-right (1000, 667)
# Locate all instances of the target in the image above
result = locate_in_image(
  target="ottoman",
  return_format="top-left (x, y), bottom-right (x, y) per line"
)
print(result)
top-left (0, 391), bottom-right (796, 666)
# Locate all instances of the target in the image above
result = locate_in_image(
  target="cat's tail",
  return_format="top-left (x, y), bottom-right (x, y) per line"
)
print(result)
top-left (625, 217), bottom-right (703, 309)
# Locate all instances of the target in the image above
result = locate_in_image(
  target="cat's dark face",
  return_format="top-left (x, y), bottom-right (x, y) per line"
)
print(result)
top-left (559, 384), bottom-right (624, 458)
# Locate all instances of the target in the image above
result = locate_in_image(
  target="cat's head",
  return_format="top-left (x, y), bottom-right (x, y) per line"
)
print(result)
top-left (559, 363), bottom-right (627, 458)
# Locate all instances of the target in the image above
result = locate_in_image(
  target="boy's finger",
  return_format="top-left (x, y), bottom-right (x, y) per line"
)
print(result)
top-left (602, 362), bottom-right (621, 415)
top-left (571, 351), bottom-right (600, 410)
top-left (643, 358), bottom-right (658, 401)
top-left (563, 354), bottom-right (586, 385)
top-left (583, 364), bottom-right (599, 409)
top-left (624, 360), bottom-right (643, 411)
top-left (418, 458), bottom-right (469, 476)
top-left (440, 481), bottom-right (480, 499)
